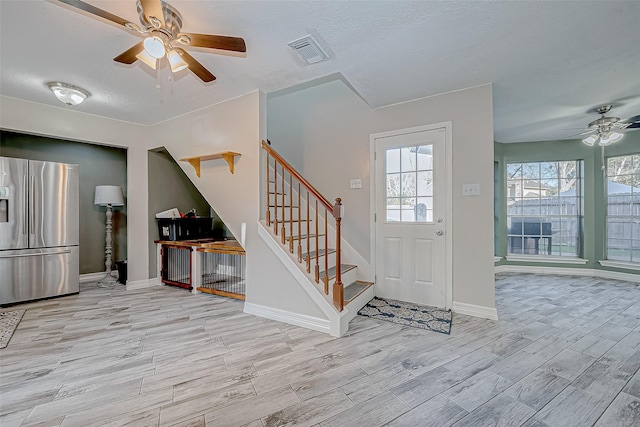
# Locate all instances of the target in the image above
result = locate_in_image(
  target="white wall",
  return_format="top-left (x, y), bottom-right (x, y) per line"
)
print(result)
top-left (0, 96), bottom-right (152, 283)
top-left (150, 91), bottom-right (327, 320)
top-left (268, 81), bottom-right (496, 310)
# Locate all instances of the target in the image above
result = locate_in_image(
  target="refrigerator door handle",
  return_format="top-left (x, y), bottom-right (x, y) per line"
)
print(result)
top-left (29, 175), bottom-right (34, 232)
top-left (0, 249), bottom-right (72, 259)
top-left (23, 175), bottom-right (28, 234)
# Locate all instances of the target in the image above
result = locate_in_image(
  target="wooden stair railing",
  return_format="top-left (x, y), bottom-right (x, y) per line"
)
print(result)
top-left (262, 140), bottom-right (344, 311)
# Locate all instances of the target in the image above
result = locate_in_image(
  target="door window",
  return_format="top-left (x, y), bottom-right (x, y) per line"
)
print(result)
top-left (385, 145), bottom-right (433, 223)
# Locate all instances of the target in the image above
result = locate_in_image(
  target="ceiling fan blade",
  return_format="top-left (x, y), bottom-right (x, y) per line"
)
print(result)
top-left (139, 0), bottom-right (165, 28)
top-left (56, 0), bottom-right (131, 27)
top-left (620, 114), bottom-right (640, 129)
top-left (113, 42), bottom-right (144, 64)
top-left (176, 49), bottom-right (216, 82)
top-left (178, 33), bottom-right (246, 52)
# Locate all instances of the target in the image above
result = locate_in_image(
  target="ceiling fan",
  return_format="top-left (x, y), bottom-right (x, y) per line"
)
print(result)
top-left (580, 105), bottom-right (640, 147)
top-left (55, 0), bottom-right (247, 83)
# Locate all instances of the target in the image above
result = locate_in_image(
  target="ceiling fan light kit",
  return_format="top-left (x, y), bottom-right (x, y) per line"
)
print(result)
top-left (167, 49), bottom-right (188, 72)
top-left (136, 49), bottom-right (158, 69)
top-left (143, 35), bottom-right (166, 59)
top-left (46, 81), bottom-right (90, 106)
top-left (581, 104), bottom-right (633, 147)
top-left (55, 0), bottom-right (246, 83)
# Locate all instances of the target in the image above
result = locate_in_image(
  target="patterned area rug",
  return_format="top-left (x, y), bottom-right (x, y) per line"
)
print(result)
top-left (358, 297), bottom-right (452, 335)
top-left (0, 309), bottom-right (26, 349)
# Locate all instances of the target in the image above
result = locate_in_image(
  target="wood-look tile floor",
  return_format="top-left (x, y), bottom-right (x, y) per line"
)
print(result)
top-left (2, 273), bottom-right (640, 426)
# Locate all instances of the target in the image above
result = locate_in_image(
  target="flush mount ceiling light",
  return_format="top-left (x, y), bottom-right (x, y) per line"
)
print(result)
top-left (581, 105), bottom-right (638, 147)
top-left (46, 81), bottom-right (91, 106)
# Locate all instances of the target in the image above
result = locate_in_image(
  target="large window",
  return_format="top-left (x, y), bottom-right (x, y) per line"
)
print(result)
top-left (506, 161), bottom-right (583, 257)
top-left (606, 153), bottom-right (640, 263)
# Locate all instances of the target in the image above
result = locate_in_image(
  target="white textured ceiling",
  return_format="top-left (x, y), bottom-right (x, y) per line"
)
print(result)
top-left (1, 0), bottom-right (639, 142)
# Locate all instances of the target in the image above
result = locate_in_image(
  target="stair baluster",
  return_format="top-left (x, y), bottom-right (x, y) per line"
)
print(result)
top-left (324, 209), bottom-right (329, 294)
top-left (273, 156), bottom-right (278, 235)
top-left (306, 189), bottom-right (311, 273)
top-left (289, 174), bottom-right (294, 253)
top-left (265, 152), bottom-right (271, 226)
top-left (315, 199), bottom-right (320, 284)
top-left (297, 182), bottom-right (302, 262)
top-left (280, 166), bottom-right (286, 243)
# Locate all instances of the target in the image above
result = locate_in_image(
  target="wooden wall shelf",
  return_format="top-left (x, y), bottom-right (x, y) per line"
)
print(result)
top-left (180, 151), bottom-right (241, 176)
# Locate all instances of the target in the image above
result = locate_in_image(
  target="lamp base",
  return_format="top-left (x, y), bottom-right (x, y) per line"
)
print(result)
top-left (97, 270), bottom-right (121, 287)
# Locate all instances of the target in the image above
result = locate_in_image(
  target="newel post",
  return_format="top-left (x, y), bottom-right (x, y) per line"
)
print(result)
top-left (332, 198), bottom-right (344, 311)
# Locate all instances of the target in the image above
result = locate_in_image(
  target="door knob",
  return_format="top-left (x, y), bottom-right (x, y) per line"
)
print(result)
top-left (436, 229), bottom-right (444, 236)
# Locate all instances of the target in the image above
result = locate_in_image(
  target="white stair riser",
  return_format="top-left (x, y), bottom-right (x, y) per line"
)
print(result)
top-left (341, 268), bottom-right (359, 287)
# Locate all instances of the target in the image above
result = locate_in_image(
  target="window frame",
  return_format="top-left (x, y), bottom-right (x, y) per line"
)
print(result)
top-left (605, 152), bottom-right (640, 264)
top-left (505, 160), bottom-right (584, 258)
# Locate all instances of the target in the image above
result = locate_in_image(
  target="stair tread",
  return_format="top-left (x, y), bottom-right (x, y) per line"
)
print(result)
top-left (320, 264), bottom-right (357, 279)
top-left (273, 219), bottom-right (312, 222)
top-left (303, 248), bottom-right (335, 260)
top-left (269, 205), bottom-right (299, 208)
top-left (345, 280), bottom-right (374, 303)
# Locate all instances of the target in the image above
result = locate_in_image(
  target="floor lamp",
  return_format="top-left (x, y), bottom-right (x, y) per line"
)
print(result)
top-left (95, 185), bottom-right (125, 279)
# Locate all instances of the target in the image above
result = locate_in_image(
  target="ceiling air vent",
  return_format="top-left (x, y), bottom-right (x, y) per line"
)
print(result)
top-left (288, 35), bottom-right (328, 64)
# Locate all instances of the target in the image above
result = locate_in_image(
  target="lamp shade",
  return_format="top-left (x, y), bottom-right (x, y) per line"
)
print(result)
top-left (94, 185), bottom-right (124, 206)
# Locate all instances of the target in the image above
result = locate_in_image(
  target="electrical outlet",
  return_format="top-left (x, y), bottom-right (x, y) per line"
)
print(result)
top-left (350, 179), bottom-right (363, 189)
top-left (462, 183), bottom-right (480, 196)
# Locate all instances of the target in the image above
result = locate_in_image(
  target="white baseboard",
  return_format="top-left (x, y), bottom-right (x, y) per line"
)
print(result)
top-left (79, 272), bottom-right (109, 283)
top-left (127, 277), bottom-right (162, 290)
top-left (244, 302), bottom-right (330, 335)
top-left (495, 264), bottom-right (640, 283)
top-left (452, 301), bottom-right (499, 321)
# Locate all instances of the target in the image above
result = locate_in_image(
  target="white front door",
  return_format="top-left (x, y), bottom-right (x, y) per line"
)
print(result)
top-left (372, 124), bottom-right (451, 308)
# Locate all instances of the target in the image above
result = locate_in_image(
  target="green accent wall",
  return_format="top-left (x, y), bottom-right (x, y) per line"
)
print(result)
top-left (0, 130), bottom-right (127, 274)
top-left (147, 148), bottom-right (229, 278)
top-left (494, 131), bottom-right (640, 275)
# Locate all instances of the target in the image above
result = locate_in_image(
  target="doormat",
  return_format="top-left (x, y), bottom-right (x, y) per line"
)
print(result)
top-left (358, 297), bottom-right (452, 335)
top-left (0, 309), bottom-right (26, 349)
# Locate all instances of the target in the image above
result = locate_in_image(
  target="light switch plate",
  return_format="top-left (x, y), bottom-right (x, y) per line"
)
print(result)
top-left (350, 179), bottom-right (363, 189)
top-left (462, 183), bottom-right (480, 196)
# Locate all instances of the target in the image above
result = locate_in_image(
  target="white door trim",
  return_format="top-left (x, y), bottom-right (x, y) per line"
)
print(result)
top-left (369, 122), bottom-right (453, 309)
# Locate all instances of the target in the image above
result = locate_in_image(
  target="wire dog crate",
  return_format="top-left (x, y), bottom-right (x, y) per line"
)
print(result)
top-left (160, 244), bottom-right (192, 289)
top-left (196, 241), bottom-right (246, 300)
top-left (159, 240), bottom-right (246, 300)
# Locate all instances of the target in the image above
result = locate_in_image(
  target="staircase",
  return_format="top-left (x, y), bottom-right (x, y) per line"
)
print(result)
top-left (259, 140), bottom-right (374, 337)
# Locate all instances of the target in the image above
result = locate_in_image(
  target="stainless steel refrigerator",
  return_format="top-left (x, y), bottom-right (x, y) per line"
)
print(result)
top-left (0, 157), bottom-right (79, 305)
